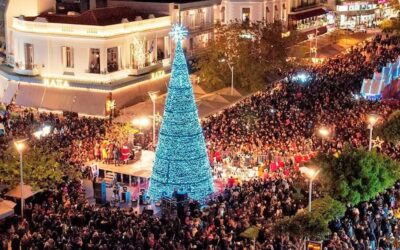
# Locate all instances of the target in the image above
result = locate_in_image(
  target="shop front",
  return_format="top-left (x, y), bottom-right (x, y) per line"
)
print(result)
top-left (336, 2), bottom-right (378, 29)
top-left (288, 7), bottom-right (329, 32)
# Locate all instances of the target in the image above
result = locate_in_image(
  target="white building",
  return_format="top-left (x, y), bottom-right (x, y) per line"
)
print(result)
top-left (218, 0), bottom-right (290, 25)
top-left (0, 0), bottom-right (218, 116)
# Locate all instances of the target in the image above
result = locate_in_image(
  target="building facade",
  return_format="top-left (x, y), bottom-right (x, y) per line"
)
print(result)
top-left (218, 0), bottom-right (290, 25)
top-left (0, 0), bottom-right (218, 116)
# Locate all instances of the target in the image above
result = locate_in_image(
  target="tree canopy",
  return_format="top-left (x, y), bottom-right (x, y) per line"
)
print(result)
top-left (375, 110), bottom-right (400, 144)
top-left (0, 145), bottom-right (80, 190)
top-left (314, 147), bottom-right (400, 205)
top-left (195, 21), bottom-right (299, 93)
top-left (274, 196), bottom-right (345, 248)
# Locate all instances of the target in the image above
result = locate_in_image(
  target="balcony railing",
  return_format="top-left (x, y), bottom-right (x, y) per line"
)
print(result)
top-left (12, 16), bottom-right (171, 38)
top-left (14, 63), bottom-right (41, 76)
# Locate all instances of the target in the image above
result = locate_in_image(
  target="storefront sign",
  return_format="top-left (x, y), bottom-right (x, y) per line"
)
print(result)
top-left (43, 78), bottom-right (70, 88)
top-left (151, 70), bottom-right (165, 80)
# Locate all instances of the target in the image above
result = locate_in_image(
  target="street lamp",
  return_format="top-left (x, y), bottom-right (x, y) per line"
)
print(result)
top-left (148, 91), bottom-right (159, 148)
top-left (219, 58), bottom-right (234, 95)
top-left (132, 117), bottom-right (150, 130)
top-left (299, 166), bottom-right (320, 212)
top-left (367, 114), bottom-right (380, 151)
top-left (14, 139), bottom-right (27, 219)
top-left (318, 127), bottom-right (330, 138)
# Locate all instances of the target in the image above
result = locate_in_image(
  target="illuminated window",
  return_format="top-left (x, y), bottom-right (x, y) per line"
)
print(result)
top-left (107, 47), bottom-right (119, 73)
top-left (242, 8), bottom-right (250, 23)
top-left (62, 46), bottom-right (74, 69)
top-left (89, 48), bottom-right (100, 74)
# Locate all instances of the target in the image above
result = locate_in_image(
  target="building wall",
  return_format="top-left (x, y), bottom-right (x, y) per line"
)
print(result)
top-left (5, 0), bottom-right (55, 55)
top-left (220, 0), bottom-right (289, 25)
top-left (10, 26), bottom-right (171, 82)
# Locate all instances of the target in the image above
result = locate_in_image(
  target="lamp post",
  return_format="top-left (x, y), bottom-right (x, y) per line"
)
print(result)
top-left (148, 91), bottom-right (159, 148)
top-left (219, 58), bottom-right (234, 95)
top-left (14, 140), bottom-right (26, 219)
top-left (367, 114), bottom-right (380, 151)
top-left (300, 166), bottom-right (320, 212)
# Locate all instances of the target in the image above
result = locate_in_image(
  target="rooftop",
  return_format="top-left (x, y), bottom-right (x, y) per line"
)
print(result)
top-left (22, 6), bottom-right (166, 26)
top-left (111, 0), bottom-right (207, 3)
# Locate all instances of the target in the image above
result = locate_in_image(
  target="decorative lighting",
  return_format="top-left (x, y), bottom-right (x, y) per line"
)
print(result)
top-left (132, 37), bottom-right (146, 69)
top-left (33, 126), bottom-right (51, 139)
top-left (372, 136), bottom-right (384, 149)
top-left (318, 127), bottom-right (330, 138)
top-left (148, 24), bottom-right (214, 201)
top-left (169, 23), bottom-right (188, 43)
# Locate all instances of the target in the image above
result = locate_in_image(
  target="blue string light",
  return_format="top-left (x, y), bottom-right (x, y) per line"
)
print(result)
top-left (148, 24), bottom-right (214, 201)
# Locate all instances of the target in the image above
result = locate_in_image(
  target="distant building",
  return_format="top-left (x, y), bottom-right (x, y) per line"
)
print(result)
top-left (218, 0), bottom-right (290, 26)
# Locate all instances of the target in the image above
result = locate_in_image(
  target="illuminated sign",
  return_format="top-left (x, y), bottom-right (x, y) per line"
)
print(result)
top-left (151, 70), bottom-right (165, 80)
top-left (43, 78), bottom-right (70, 88)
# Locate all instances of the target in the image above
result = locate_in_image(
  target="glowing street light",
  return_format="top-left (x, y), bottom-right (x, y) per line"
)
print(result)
top-left (367, 114), bottom-right (380, 151)
top-left (14, 139), bottom-right (27, 219)
top-left (299, 166), bottom-right (320, 212)
top-left (318, 127), bottom-right (330, 138)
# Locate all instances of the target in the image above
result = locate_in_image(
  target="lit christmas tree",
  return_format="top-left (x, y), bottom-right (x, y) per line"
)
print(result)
top-left (148, 24), bottom-right (214, 201)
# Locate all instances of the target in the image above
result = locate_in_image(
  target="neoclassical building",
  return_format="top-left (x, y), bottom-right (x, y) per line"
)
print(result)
top-left (0, 0), bottom-right (217, 116)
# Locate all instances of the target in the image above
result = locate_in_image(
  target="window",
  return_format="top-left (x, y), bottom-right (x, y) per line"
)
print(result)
top-left (62, 47), bottom-right (74, 69)
top-left (107, 47), bottom-right (119, 73)
top-left (89, 48), bottom-right (100, 74)
top-left (221, 6), bottom-right (225, 23)
top-left (242, 8), bottom-right (250, 23)
top-left (24, 43), bottom-right (33, 70)
top-left (283, 4), bottom-right (286, 9)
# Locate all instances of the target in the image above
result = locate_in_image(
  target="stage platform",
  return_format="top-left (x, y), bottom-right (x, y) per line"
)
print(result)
top-left (91, 150), bottom-right (155, 178)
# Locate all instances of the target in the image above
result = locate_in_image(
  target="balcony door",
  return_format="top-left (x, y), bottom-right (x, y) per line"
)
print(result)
top-left (24, 43), bottom-right (33, 70)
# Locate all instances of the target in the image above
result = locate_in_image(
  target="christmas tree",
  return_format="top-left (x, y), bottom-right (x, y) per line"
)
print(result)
top-left (148, 24), bottom-right (214, 201)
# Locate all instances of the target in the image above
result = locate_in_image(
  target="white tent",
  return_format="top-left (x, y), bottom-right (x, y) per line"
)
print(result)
top-left (0, 199), bottom-right (16, 220)
top-left (5, 184), bottom-right (38, 200)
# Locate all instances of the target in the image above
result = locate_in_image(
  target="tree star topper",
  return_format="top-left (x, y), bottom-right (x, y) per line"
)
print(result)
top-left (372, 136), bottom-right (384, 149)
top-left (170, 23), bottom-right (188, 43)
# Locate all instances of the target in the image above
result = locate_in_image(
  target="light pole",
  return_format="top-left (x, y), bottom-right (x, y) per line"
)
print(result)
top-left (219, 58), bottom-right (234, 95)
top-left (367, 114), bottom-right (380, 151)
top-left (307, 34), bottom-right (315, 61)
top-left (14, 139), bottom-right (26, 219)
top-left (148, 91), bottom-right (159, 148)
top-left (300, 166), bottom-right (320, 212)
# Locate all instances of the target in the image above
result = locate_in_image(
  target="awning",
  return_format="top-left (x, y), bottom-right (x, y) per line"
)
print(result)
top-left (15, 83), bottom-right (109, 116)
top-left (289, 7), bottom-right (328, 20)
top-left (0, 199), bottom-right (16, 220)
top-left (5, 184), bottom-right (39, 200)
top-left (0, 81), bottom-right (18, 104)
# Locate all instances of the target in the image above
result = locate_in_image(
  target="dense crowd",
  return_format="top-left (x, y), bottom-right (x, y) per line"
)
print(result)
top-left (1, 171), bottom-right (310, 250)
top-left (1, 33), bottom-right (400, 249)
top-left (203, 34), bottom-right (400, 166)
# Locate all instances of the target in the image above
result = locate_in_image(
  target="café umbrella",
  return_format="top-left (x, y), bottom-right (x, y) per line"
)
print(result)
top-left (0, 199), bottom-right (16, 219)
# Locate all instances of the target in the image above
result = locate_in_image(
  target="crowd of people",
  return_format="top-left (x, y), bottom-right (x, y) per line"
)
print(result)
top-left (1, 32), bottom-right (400, 249)
top-left (202, 34), bottom-right (400, 167)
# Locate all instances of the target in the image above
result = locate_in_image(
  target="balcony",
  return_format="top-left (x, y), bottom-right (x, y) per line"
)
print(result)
top-left (14, 64), bottom-right (41, 76)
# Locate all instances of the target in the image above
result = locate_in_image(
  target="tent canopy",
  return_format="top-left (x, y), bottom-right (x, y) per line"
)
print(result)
top-left (0, 199), bottom-right (16, 220)
top-left (5, 184), bottom-right (39, 199)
